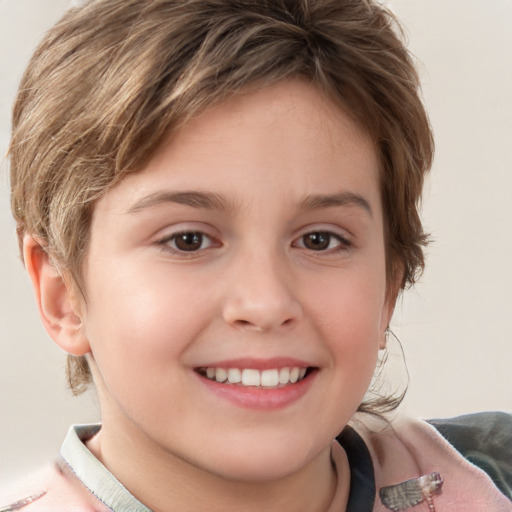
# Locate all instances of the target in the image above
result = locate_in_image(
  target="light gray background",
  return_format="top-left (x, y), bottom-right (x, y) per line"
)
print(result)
top-left (1, 0), bottom-right (511, 484)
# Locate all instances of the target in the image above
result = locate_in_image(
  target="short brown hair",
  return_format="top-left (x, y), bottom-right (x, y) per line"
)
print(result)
top-left (10, 0), bottom-right (433, 399)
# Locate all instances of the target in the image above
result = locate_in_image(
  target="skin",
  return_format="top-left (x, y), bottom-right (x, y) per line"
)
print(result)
top-left (25, 79), bottom-right (396, 511)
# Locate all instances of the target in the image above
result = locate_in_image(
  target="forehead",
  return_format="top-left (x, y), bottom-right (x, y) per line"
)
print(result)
top-left (95, 80), bottom-right (381, 218)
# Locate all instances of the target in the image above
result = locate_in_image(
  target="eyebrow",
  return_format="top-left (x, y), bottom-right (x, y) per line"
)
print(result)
top-left (126, 191), bottom-right (231, 214)
top-left (126, 189), bottom-right (372, 217)
top-left (300, 192), bottom-right (373, 217)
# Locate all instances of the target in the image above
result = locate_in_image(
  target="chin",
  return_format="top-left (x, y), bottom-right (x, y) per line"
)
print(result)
top-left (197, 433), bottom-right (324, 483)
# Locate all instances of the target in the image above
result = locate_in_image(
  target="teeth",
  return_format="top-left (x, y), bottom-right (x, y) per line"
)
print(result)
top-left (279, 367), bottom-right (290, 384)
top-left (261, 369), bottom-right (279, 387)
top-left (227, 368), bottom-right (242, 384)
top-left (202, 366), bottom-right (309, 388)
top-left (215, 368), bottom-right (227, 383)
top-left (242, 369), bottom-right (260, 386)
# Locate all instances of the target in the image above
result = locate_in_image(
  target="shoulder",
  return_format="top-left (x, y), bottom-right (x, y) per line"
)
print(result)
top-left (429, 411), bottom-right (512, 500)
top-left (0, 461), bottom-right (108, 512)
top-left (0, 466), bottom-right (50, 512)
top-left (351, 412), bottom-right (512, 510)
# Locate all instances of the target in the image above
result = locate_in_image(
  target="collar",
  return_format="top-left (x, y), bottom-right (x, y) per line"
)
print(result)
top-left (60, 424), bottom-right (151, 512)
top-left (61, 424), bottom-right (377, 512)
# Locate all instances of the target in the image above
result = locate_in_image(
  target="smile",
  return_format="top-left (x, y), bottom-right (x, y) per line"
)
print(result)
top-left (198, 367), bottom-right (309, 388)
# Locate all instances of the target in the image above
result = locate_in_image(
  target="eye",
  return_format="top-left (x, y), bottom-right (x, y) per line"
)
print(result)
top-left (159, 231), bottom-right (215, 253)
top-left (294, 231), bottom-right (350, 252)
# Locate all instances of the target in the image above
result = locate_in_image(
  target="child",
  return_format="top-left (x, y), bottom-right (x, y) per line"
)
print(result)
top-left (3, 0), bottom-right (511, 510)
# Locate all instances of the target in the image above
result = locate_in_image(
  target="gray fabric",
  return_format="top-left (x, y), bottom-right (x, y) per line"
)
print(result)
top-left (429, 411), bottom-right (512, 501)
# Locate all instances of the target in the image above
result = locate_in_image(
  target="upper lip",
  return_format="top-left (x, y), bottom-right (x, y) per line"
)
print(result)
top-left (195, 357), bottom-right (315, 371)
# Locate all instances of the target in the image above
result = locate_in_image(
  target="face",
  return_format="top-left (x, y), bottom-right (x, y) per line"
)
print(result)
top-left (80, 80), bottom-right (392, 482)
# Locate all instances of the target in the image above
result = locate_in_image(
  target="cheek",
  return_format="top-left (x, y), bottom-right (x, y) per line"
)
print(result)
top-left (87, 256), bottom-right (202, 333)
top-left (304, 267), bottom-right (386, 379)
top-left (307, 265), bottom-right (387, 335)
top-left (82, 261), bottom-right (211, 392)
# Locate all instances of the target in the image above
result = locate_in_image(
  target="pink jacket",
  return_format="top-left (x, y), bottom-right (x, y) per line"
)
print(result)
top-left (1, 415), bottom-right (511, 511)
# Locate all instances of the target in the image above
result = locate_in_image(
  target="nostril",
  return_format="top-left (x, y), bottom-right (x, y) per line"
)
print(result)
top-left (233, 319), bottom-right (265, 332)
top-left (233, 319), bottom-right (297, 333)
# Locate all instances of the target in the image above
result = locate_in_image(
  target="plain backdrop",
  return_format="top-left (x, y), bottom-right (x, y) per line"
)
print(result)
top-left (1, 0), bottom-right (511, 484)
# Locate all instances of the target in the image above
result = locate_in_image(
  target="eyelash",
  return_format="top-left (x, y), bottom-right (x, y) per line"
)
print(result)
top-left (293, 231), bottom-right (352, 253)
top-left (156, 231), bottom-right (217, 254)
top-left (156, 229), bottom-right (351, 255)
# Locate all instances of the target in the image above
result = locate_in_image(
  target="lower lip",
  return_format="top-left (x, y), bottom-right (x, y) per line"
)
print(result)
top-left (196, 370), bottom-right (317, 410)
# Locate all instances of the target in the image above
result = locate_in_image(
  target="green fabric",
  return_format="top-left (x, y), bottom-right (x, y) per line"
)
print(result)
top-left (429, 411), bottom-right (512, 501)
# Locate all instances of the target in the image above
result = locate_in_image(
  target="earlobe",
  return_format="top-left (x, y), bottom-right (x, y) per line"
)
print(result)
top-left (380, 326), bottom-right (390, 350)
top-left (380, 292), bottom-right (400, 350)
top-left (23, 235), bottom-right (90, 356)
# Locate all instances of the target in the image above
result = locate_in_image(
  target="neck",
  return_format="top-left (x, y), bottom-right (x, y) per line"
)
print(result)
top-left (86, 418), bottom-right (347, 512)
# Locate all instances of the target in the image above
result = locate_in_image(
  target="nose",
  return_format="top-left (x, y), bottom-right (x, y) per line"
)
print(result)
top-left (222, 250), bottom-right (303, 333)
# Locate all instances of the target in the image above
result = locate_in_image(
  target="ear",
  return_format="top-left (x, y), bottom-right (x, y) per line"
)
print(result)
top-left (23, 235), bottom-right (90, 356)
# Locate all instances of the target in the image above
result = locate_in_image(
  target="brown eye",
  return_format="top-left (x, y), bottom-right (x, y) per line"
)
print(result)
top-left (172, 232), bottom-right (204, 252)
top-left (302, 232), bottom-right (333, 251)
top-left (294, 230), bottom-right (351, 253)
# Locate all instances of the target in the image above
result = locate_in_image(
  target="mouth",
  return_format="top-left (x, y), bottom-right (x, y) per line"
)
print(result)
top-left (195, 366), bottom-right (313, 388)
top-left (194, 358), bottom-right (318, 409)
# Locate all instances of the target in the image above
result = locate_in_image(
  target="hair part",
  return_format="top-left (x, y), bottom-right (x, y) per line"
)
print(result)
top-left (10, 0), bottom-right (433, 409)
